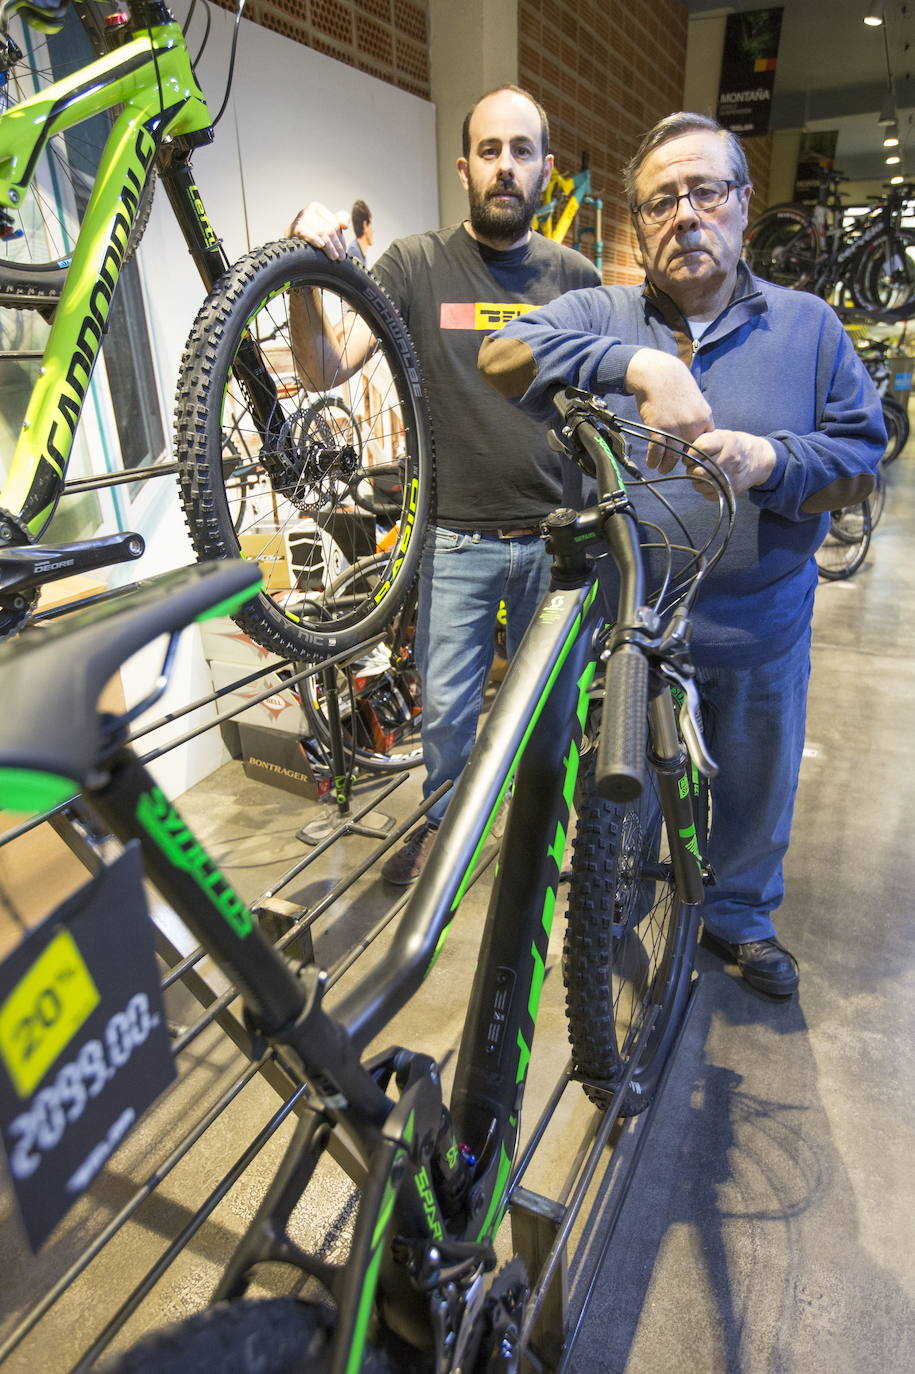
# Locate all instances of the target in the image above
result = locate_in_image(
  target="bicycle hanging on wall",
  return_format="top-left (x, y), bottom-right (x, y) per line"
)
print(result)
top-left (0, 0), bottom-right (433, 654)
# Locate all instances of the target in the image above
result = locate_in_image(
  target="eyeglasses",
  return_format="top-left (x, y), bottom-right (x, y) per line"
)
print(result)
top-left (634, 180), bottom-right (742, 227)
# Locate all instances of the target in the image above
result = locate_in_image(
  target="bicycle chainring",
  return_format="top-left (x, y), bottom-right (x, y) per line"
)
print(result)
top-left (0, 508), bottom-right (37, 640)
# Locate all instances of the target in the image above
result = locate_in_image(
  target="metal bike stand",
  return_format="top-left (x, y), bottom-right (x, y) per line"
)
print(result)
top-left (507, 982), bottom-right (703, 1372)
top-left (296, 663), bottom-right (396, 845)
top-left (512, 1187), bottom-right (569, 1372)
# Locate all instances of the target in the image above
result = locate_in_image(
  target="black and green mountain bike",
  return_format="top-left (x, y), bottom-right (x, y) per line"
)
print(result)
top-left (0, 0), bottom-right (432, 652)
top-left (0, 391), bottom-right (732, 1372)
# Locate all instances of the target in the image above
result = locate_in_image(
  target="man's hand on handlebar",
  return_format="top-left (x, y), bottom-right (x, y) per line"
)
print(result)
top-left (287, 202), bottom-right (350, 261)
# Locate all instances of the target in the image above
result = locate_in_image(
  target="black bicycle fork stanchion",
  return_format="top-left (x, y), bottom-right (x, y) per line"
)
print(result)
top-left (295, 660), bottom-right (398, 845)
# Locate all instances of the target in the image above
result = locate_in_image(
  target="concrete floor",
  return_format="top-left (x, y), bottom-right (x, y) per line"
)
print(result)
top-left (0, 455), bottom-right (913, 1372)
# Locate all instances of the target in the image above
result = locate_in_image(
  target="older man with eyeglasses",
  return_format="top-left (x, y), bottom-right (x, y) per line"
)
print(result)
top-left (479, 112), bottom-right (884, 1000)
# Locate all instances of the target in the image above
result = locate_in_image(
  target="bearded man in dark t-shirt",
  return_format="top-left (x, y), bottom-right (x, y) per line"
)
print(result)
top-left (288, 85), bottom-right (599, 883)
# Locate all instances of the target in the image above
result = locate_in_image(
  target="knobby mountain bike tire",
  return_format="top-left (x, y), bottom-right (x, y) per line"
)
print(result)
top-left (881, 395), bottom-right (909, 464)
top-left (563, 743), bottom-right (708, 1115)
top-left (97, 1295), bottom-right (401, 1374)
top-left (816, 501), bottom-right (872, 580)
top-left (175, 241), bottom-right (433, 659)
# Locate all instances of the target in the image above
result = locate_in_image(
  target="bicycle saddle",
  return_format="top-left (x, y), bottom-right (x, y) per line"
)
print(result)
top-left (0, 561), bottom-right (261, 811)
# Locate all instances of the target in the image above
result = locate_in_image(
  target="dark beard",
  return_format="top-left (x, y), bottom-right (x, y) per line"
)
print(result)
top-left (467, 176), bottom-right (541, 244)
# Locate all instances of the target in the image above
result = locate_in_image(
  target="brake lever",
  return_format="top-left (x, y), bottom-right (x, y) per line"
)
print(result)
top-left (658, 662), bottom-right (718, 779)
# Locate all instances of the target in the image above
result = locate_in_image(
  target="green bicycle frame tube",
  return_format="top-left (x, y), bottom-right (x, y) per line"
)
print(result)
top-left (0, 22), bottom-right (213, 532)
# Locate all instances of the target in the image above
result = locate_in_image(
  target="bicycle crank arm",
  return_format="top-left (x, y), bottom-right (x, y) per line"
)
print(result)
top-left (0, 531), bottom-right (145, 595)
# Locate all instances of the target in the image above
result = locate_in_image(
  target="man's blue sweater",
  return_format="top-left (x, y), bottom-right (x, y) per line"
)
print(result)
top-left (482, 266), bottom-right (885, 666)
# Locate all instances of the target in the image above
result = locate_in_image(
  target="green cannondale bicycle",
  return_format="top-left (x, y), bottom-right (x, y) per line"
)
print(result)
top-left (0, 0), bottom-right (432, 651)
top-left (0, 391), bottom-right (732, 1372)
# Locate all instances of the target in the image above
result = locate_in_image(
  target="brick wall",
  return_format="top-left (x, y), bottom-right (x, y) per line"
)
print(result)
top-left (218, 0), bottom-right (770, 269)
top-left (214, 0), bottom-right (430, 98)
top-left (517, 0), bottom-right (689, 284)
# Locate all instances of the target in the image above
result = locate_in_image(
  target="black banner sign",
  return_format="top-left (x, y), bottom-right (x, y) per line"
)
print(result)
top-left (717, 7), bottom-right (784, 138)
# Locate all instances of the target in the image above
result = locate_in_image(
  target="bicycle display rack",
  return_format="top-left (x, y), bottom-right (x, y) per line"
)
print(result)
top-left (0, 645), bottom-right (684, 1372)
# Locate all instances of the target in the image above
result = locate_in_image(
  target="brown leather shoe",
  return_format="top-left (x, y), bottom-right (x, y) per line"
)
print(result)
top-left (381, 822), bottom-right (438, 885)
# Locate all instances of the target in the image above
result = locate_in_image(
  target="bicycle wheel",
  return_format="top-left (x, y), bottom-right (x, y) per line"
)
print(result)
top-left (881, 394), bottom-right (909, 464)
top-left (563, 744), bottom-right (706, 1115)
top-left (744, 206), bottom-right (818, 289)
top-left (816, 502), bottom-right (872, 580)
top-left (175, 241), bottom-right (433, 659)
top-left (853, 229), bottom-right (915, 314)
top-left (98, 1296), bottom-right (401, 1374)
top-left (0, 20), bottom-right (154, 308)
top-left (301, 660), bottom-right (423, 774)
top-left (296, 554), bottom-right (422, 772)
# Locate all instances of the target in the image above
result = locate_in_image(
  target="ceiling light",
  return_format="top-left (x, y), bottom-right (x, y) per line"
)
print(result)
top-left (884, 122), bottom-right (900, 145)
top-left (864, 1), bottom-right (886, 25)
top-left (891, 174), bottom-right (904, 183)
top-left (886, 153), bottom-right (902, 163)
top-left (878, 88), bottom-right (897, 124)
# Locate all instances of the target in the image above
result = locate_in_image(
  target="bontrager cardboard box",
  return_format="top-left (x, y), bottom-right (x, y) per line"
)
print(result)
top-left (238, 725), bottom-right (330, 799)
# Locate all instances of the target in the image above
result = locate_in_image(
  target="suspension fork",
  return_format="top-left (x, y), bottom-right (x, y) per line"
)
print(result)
top-left (648, 682), bottom-right (705, 906)
top-left (159, 149), bottom-right (282, 443)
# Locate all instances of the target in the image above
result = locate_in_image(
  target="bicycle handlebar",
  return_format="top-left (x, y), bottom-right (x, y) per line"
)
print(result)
top-left (551, 388), bottom-right (648, 802)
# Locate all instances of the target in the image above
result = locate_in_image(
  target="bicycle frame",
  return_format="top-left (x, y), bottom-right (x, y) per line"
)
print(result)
top-left (29, 566), bottom-right (590, 1360)
top-left (0, 399), bottom-right (720, 1367)
top-left (0, 3), bottom-right (227, 535)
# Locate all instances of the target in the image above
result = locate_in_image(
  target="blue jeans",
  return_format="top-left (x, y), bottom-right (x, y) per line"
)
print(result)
top-left (697, 625), bottom-right (812, 944)
top-left (414, 527), bottom-right (551, 826)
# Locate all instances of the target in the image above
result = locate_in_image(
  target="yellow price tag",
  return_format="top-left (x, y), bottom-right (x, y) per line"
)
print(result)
top-left (0, 930), bottom-right (100, 1098)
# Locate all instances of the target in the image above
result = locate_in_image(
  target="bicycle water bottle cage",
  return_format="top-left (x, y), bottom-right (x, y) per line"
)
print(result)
top-left (4, 0), bottom-right (69, 35)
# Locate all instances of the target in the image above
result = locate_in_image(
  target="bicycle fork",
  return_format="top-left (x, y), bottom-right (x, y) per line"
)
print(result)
top-left (648, 683), bottom-right (706, 906)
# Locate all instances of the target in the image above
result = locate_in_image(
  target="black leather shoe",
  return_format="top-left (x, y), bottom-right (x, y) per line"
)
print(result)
top-left (703, 932), bottom-right (799, 997)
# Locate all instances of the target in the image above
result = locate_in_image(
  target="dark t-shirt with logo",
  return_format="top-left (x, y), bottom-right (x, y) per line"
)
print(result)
top-left (372, 223), bottom-right (599, 528)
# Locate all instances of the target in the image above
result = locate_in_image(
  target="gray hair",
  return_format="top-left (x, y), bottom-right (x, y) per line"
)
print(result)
top-left (623, 112), bottom-right (751, 208)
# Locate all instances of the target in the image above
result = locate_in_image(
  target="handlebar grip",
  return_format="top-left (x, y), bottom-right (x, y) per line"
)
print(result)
top-left (596, 644), bottom-right (648, 803)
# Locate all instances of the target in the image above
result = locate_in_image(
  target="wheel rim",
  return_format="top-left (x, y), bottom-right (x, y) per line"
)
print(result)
top-left (177, 246), bottom-right (431, 659)
top-left (817, 502), bottom-right (871, 579)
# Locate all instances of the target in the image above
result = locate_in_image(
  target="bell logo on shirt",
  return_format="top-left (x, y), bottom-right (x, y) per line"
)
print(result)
top-left (440, 302), bottom-right (538, 331)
